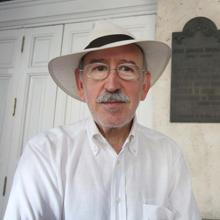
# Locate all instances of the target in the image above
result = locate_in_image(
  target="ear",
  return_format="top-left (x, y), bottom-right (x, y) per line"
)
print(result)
top-left (75, 68), bottom-right (86, 101)
top-left (140, 71), bottom-right (151, 101)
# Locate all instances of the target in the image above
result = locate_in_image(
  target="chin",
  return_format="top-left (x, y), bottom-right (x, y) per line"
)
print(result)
top-left (97, 117), bottom-right (133, 129)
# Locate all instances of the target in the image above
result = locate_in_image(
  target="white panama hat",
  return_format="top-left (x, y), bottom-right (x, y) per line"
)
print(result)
top-left (48, 21), bottom-right (171, 101)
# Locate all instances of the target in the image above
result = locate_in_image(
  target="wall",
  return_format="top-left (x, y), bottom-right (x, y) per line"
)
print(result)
top-left (155, 0), bottom-right (220, 218)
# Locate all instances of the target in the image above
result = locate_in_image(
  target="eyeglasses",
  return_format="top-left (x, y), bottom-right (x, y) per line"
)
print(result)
top-left (80, 62), bottom-right (145, 81)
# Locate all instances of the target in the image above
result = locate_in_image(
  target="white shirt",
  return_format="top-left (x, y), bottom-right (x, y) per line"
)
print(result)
top-left (4, 118), bottom-right (201, 220)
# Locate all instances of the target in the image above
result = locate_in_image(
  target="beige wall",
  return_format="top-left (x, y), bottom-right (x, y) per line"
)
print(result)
top-left (155, 0), bottom-right (220, 218)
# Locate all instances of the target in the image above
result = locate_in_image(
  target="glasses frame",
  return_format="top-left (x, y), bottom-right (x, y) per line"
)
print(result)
top-left (79, 62), bottom-right (146, 81)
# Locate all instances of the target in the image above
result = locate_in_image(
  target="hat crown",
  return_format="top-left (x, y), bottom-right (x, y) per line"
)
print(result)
top-left (85, 21), bottom-right (135, 49)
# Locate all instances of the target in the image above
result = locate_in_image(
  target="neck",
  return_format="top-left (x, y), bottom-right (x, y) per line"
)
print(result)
top-left (96, 120), bottom-right (133, 154)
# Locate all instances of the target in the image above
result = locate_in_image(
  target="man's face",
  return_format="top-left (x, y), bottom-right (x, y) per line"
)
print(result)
top-left (75, 44), bottom-right (151, 130)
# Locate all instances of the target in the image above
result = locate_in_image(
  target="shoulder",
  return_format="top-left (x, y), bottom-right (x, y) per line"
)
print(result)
top-left (24, 118), bottom-right (89, 158)
top-left (31, 118), bottom-right (87, 141)
top-left (135, 123), bottom-right (182, 158)
top-left (136, 123), bottom-right (177, 143)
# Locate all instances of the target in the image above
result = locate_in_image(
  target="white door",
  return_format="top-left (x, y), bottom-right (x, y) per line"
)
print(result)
top-left (0, 29), bottom-right (24, 218)
top-left (55, 15), bottom-right (156, 128)
top-left (20, 25), bottom-right (63, 146)
top-left (0, 25), bottom-right (63, 218)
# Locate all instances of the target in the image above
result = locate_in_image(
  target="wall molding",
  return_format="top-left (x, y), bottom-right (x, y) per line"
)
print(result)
top-left (0, 0), bottom-right (156, 29)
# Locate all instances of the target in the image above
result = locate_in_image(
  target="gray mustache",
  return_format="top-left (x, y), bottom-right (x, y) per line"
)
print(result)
top-left (96, 91), bottom-right (130, 103)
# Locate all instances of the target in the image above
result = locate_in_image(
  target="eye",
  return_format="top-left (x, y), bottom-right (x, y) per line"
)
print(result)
top-left (118, 64), bottom-right (136, 72)
top-left (92, 63), bottom-right (108, 72)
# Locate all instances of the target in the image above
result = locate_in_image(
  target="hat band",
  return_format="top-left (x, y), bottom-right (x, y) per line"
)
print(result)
top-left (85, 34), bottom-right (134, 49)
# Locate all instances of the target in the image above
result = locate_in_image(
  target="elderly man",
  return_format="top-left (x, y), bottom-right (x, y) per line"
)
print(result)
top-left (4, 21), bottom-right (201, 220)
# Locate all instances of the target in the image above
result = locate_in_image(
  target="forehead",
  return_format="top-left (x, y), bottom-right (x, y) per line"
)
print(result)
top-left (82, 44), bottom-right (144, 64)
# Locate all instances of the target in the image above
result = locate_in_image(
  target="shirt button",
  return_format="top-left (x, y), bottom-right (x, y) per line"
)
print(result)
top-left (116, 160), bottom-right (120, 165)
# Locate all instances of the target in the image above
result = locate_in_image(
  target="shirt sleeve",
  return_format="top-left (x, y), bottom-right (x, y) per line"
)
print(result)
top-left (3, 140), bottom-right (63, 220)
top-left (169, 150), bottom-right (201, 220)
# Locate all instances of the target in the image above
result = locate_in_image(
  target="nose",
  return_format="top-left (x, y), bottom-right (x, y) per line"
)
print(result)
top-left (104, 69), bottom-right (121, 92)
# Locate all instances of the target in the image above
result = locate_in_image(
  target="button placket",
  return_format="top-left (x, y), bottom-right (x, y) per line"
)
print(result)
top-left (111, 151), bottom-right (127, 220)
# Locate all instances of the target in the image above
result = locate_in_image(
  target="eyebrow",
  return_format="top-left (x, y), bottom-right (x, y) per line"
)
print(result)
top-left (119, 59), bottom-right (137, 65)
top-left (86, 58), bottom-right (138, 65)
top-left (86, 59), bottom-right (106, 64)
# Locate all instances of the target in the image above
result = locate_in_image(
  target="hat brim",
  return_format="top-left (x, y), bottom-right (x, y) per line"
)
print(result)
top-left (48, 39), bottom-right (171, 101)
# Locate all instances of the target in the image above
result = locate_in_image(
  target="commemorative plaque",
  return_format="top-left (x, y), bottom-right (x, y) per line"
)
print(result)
top-left (171, 17), bottom-right (220, 122)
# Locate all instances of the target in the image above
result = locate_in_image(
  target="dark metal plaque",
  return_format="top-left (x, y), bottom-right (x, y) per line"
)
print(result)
top-left (171, 17), bottom-right (220, 122)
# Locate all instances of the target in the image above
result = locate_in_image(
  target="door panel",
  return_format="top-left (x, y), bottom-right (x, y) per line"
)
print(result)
top-left (20, 25), bottom-right (63, 149)
top-left (0, 78), bottom-right (10, 146)
top-left (0, 28), bottom-right (22, 219)
top-left (0, 25), bottom-right (63, 218)
top-left (30, 36), bottom-right (53, 67)
top-left (0, 39), bottom-right (16, 68)
top-left (22, 74), bottom-right (57, 144)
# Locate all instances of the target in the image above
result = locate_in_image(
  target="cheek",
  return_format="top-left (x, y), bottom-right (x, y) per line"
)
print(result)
top-left (127, 84), bottom-right (144, 100)
top-left (83, 83), bottom-right (100, 103)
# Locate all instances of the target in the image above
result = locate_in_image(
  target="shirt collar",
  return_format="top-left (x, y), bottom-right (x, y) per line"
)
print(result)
top-left (86, 117), bottom-right (139, 156)
top-left (86, 118), bottom-right (104, 156)
top-left (125, 117), bottom-right (138, 156)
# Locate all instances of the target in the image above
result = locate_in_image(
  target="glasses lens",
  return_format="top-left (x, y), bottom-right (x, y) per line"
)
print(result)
top-left (83, 62), bottom-right (142, 81)
top-left (117, 63), bottom-right (140, 80)
top-left (85, 63), bottom-right (108, 80)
